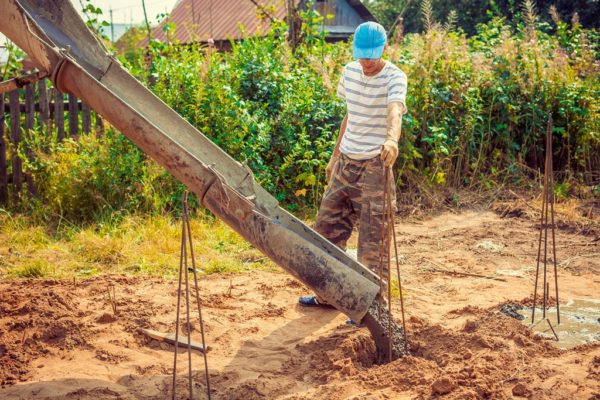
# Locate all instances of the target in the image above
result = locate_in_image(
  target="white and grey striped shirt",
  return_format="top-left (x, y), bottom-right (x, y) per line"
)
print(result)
top-left (337, 61), bottom-right (408, 160)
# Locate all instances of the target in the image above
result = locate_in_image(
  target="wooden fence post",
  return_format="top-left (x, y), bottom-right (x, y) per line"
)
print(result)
top-left (0, 94), bottom-right (7, 205)
top-left (9, 90), bottom-right (22, 196)
top-left (25, 84), bottom-right (34, 132)
top-left (38, 79), bottom-right (50, 135)
top-left (23, 84), bottom-right (38, 197)
top-left (68, 94), bottom-right (78, 137)
top-left (55, 89), bottom-right (64, 140)
top-left (95, 113), bottom-right (104, 137)
top-left (82, 102), bottom-right (91, 134)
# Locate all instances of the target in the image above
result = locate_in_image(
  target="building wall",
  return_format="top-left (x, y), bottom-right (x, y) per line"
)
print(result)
top-left (311, 0), bottom-right (363, 33)
top-left (332, 0), bottom-right (363, 27)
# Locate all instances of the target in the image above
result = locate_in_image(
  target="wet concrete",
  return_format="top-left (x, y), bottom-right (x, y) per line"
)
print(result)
top-left (363, 299), bottom-right (408, 363)
top-left (517, 299), bottom-right (600, 349)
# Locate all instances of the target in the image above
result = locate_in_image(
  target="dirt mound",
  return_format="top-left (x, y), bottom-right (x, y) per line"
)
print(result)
top-left (0, 280), bottom-right (91, 385)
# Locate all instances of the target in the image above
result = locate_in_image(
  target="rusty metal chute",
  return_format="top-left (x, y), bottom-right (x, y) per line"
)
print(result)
top-left (0, 0), bottom-right (387, 338)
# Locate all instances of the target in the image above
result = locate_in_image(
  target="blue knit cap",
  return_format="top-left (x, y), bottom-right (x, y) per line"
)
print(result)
top-left (352, 22), bottom-right (387, 59)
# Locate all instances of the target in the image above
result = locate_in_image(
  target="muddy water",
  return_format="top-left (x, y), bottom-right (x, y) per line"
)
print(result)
top-left (517, 299), bottom-right (600, 349)
top-left (363, 300), bottom-right (408, 363)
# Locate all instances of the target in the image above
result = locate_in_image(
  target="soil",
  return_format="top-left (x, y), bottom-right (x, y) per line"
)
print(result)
top-left (1, 210), bottom-right (599, 399)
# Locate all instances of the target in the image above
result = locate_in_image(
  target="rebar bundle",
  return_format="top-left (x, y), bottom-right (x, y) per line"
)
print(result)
top-left (531, 114), bottom-right (561, 328)
top-left (172, 192), bottom-right (211, 400)
top-left (377, 167), bottom-right (409, 362)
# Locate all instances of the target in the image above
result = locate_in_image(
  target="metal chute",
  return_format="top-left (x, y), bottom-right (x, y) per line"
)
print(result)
top-left (1, 0), bottom-right (398, 358)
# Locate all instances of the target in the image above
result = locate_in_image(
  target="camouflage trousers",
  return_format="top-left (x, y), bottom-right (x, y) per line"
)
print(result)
top-left (315, 154), bottom-right (396, 281)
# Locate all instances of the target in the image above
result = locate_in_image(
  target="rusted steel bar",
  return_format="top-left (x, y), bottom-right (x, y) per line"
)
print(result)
top-left (542, 186), bottom-right (549, 317)
top-left (82, 102), bottom-right (91, 133)
top-left (172, 214), bottom-right (185, 400)
top-left (546, 318), bottom-right (559, 341)
top-left (9, 90), bottom-right (22, 196)
top-left (54, 89), bottom-right (64, 140)
top-left (0, 94), bottom-right (7, 204)
top-left (183, 193), bottom-right (211, 398)
top-left (388, 168), bottom-right (408, 355)
top-left (542, 120), bottom-right (552, 318)
top-left (548, 116), bottom-right (560, 325)
top-left (0, 71), bottom-right (47, 94)
top-left (182, 206), bottom-right (193, 400)
top-left (384, 169), bottom-right (393, 363)
top-left (423, 258), bottom-right (507, 281)
top-left (531, 140), bottom-right (549, 323)
top-left (68, 94), bottom-right (78, 137)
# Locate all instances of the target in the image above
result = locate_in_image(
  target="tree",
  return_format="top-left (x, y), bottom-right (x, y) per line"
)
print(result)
top-left (364, 0), bottom-right (600, 36)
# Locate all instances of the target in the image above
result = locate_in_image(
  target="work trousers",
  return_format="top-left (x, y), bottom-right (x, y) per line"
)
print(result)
top-left (315, 154), bottom-right (396, 282)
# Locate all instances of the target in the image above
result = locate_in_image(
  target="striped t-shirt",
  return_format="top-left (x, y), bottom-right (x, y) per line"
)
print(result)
top-left (337, 61), bottom-right (408, 160)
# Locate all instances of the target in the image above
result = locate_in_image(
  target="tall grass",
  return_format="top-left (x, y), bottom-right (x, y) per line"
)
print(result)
top-left (0, 211), bottom-right (277, 279)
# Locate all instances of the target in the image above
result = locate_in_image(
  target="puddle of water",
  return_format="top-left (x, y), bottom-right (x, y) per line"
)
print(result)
top-left (517, 299), bottom-right (600, 349)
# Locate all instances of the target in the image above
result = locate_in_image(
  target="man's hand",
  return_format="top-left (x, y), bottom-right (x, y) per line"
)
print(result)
top-left (381, 139), bottom-right (398, 167)
top-left (326, 155), bottom-right (339, 181)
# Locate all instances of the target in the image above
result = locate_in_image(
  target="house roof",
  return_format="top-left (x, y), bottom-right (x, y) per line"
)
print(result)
top-left (144, 0), bottom-right (375, 45)
top-left (345, 0), bottom-right (375, 22)
top-left (146, 0), bottom-right (291, 45)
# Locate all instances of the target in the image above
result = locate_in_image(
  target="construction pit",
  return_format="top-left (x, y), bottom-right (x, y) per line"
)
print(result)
top-left (1, 210), bottom-right (598, 400)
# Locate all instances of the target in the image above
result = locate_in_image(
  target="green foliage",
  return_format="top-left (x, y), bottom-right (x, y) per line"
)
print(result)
top-left (79, 0), bottom-right (110, 39)
top-left (130, 10), bottom-right (347, 208)
top-left (5, 6), bottom-right (599, 222)
top-left (387, 12), bottom-right (599, 189)
top-left (9, 260), bottom-right (48, 278)
top-left (20, 129), bottom-right (188, 222)
top-left (1, 41), bottom-right (26, 80)
top-left (364, 0), bottom-right (600, 35)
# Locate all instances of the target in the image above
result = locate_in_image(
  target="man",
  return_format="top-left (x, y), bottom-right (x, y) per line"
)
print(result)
top-left (299, 21), bottom-right (407, 309)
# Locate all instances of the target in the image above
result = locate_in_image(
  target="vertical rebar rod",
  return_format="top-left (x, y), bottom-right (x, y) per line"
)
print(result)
top-left (182, 193), bottom-right (194, 399)
top-left (542, 122), bottom-right (551, 318)
top-left (546, 318), bottom-right (559, 341)
top-left (172, 215), bottom-right (186, 400)
top-left (531, 157), bottom-right (548, 323)
top-left (384, 168), bottom-right (393, 363)
top-left (377, 161), bottom-right (387, 320)
top-left (184, 194), bottom-right (212, 399)
top-left (547, 115), bottom-right (560, 324)
top-left (387, 171), bottom-right (409, 354)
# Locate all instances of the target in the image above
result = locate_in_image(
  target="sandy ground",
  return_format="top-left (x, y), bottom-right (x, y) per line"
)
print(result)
top-left (0, 210), bottom-right (599, 399)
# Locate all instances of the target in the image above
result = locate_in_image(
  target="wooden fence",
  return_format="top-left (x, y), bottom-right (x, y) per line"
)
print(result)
top-left (0, 78), bottom-right (104, 205)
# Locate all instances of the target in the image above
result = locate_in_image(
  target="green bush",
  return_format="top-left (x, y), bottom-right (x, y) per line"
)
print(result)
top-left (124, 8), bottom-right (598, 200)
top-left (140, 15), bottom-right (347, 209)
top-left (21, 129), bottom-right (188, 222)
top-left (6, 5), bottom-right (599, 222)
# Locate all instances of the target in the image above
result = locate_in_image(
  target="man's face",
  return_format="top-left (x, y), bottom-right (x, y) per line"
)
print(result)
top-left (359, 58), bottom-right (383, 75)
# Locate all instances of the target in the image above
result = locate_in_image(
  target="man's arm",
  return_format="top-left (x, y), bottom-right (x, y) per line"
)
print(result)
top-left (381, 102), bottom-right (404, 167)
top-left (326, 113), bottom-right (348, 180)
top-left (332, 113), bottom-right (348, 159)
